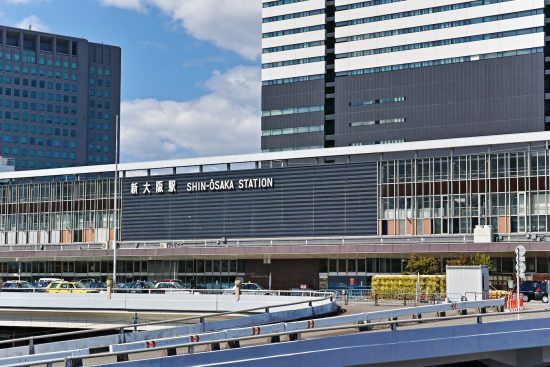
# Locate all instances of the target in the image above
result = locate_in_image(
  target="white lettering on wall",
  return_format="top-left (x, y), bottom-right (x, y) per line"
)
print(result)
top-left (131, 178), bottom-right (274, 196)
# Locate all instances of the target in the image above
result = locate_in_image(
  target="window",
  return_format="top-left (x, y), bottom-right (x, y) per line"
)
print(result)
top-left (349, 97), bottom-right (405, 107)
top-left (262, 105), bottom-right (324, 117)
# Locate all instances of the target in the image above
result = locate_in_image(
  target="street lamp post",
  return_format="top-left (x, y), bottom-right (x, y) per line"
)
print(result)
top-left (112, 115), bottom-right (119, 284)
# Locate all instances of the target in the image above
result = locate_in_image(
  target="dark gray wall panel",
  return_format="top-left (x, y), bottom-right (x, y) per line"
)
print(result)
top-left (333, 54), bottom-right (544, 145)
top-left (121, 162), bottom-right (377, 241)
top-left (261, 79), bottom-right (326, 150)
top-left (261, 131), bottom-right (325, 150)
top-left (261, 80), bottom-right (325, 110)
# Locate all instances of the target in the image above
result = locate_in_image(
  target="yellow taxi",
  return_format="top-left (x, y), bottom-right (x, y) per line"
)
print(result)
top-left (489, 285), bottom-right (510, 299)
top-left (45, 281), bottom-right (98, 293)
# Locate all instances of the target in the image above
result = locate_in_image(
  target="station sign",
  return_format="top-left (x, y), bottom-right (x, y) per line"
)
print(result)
top-left (128, 177), bottom-right (274, 196)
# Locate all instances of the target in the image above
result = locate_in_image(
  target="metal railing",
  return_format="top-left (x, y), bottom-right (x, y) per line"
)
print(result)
top-left (0, 287), bottom-right (330, 297)
top-left (0, 232), bottom-right (545, 253)
top-left (330, 289), bottom-right (501, 305)
top-left (0, 289), bottom-right (335, 349)
top-left (1, 299), bottom-right (522, 367)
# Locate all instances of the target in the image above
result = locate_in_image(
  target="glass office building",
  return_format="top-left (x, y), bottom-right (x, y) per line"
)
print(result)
top-left (0, 25), bottom-right (121, 170)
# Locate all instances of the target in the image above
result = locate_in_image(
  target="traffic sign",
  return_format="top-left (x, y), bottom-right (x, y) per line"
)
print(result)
top-left (514, 245), bottom-right (527, 316)
top-left (515, 263), bottom-right (526, 273)
top-left (515, 245), bottom-right (526, 256)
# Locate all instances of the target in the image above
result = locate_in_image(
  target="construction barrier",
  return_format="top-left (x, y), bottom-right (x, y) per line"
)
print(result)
top-left (506, 294), bottom-right (524, 311)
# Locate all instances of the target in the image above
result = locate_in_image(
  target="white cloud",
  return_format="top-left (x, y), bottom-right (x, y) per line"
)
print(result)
top-left (98, 0), bottom-right (146, 12)
top-left (2, 0), bottom-right (40, 4)
top-left (120, 66), bottom-right (261, 162)
top-left (15, 15), bottom-right (48, 32)
top-left (99, 0), bottom-right (261, 60)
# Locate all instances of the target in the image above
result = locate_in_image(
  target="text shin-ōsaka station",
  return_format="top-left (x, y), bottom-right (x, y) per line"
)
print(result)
top-left (1, 132), bottom-right (550, 289)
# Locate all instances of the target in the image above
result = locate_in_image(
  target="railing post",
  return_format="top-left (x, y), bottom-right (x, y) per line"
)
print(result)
top-left (289, 333), bottom-right (300, 341)
top-left (132, 313), bottom-right (139, 332)
top-left (117, 328), bottom-right (129, 362)
top-left (228, 340), bottom-right (241, 349)
top-left (65, 358), bottom-right (83, 367)
top-left (357, 320), bottom-right (372, 332)
top-left (28, 337), bottom-right (35, 355)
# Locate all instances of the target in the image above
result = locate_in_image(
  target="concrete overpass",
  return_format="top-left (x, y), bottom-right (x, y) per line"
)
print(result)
top-left (0, 290), bottom-right (334, 329)
top-left (95, 315), bottom-right (550, 367)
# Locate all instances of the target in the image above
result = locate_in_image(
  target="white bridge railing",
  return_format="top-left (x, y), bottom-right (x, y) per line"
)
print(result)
top-left (0, 299), bottom-right (505, 367)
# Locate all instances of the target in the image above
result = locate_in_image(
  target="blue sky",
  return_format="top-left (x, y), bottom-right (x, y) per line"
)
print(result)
top-left (0, 0), bottom-right (262, 162)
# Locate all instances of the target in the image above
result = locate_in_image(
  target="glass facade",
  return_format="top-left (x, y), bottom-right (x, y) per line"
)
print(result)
top-left (0, 26), bottom-right (120, 170)
top-left (379, 148), bottom-right (550, 235)
top-left (0, 178), bottom-right (118, 244)
top-left (0, 259), bottom-right (246, 288)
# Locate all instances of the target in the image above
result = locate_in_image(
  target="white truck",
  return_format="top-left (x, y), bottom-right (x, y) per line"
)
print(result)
top-left (446, 265), bottom-right (489, 302)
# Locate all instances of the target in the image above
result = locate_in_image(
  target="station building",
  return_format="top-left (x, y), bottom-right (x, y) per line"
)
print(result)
top-left (1, 132), bottom-right (550, 289)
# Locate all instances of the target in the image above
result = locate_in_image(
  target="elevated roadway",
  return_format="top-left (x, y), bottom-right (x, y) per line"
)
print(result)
top-left (0, 290), bottom-right (334, 329)
top-left (92, 309), bottom-right (550, 367)
top-left (7, 297), bottom-right (550, 367)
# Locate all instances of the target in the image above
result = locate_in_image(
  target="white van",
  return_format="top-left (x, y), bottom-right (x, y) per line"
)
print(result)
top-left (38, 278), bottom-right (63, 283)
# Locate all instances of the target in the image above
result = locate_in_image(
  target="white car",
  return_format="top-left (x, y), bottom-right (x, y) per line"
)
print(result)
top-left (225, 282), bottom-right (267, 295)
top-left (155, 282), bottom-right (195, 294)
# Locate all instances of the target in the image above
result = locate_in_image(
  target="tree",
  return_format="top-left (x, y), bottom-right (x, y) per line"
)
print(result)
top-left (446, 256), bottom-right (469, 266)
top-left (469, 253), bottom-right (496, 272)
top-left (404, 255), bottom-right (440, 275)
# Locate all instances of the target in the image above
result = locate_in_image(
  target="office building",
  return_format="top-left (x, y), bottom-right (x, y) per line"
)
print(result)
top-left (0, 132), bottom-right (549, 288)
top-left (0, 25), bottom-right (121, 170)
top-left (261, 0), bottom-right (545, 152)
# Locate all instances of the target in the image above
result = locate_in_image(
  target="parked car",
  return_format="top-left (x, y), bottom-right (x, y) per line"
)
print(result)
top-left (45, 281), bottom-right (98, 294)
top-left (115, 282), bottom-right (132, 293)
top-left (518, 280), bottom-right (549, 303)
top-left (80, 279), bottom-right (105, 290)
top-left (225, 282), bottom-right (267, 295)
top-left (34, 278), bottom-right (63, 288)
top-left (155, 281), bottom-right (194, 294)
top-left (38, 278), bottom-right (63, 283)
top-left (127, 281), bottom-right (156, 294)
top-left (3, 281), bottom-right (40, 292)
top-left (489, 285), bottom-right (510, 299)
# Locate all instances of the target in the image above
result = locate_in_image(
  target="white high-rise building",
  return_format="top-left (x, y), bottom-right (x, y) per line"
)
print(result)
top-left (261, 0), bottom-right (546, 152)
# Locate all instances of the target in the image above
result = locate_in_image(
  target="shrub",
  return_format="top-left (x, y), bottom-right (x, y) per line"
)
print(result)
top-left (372, 274), bottom-right (446, 299)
